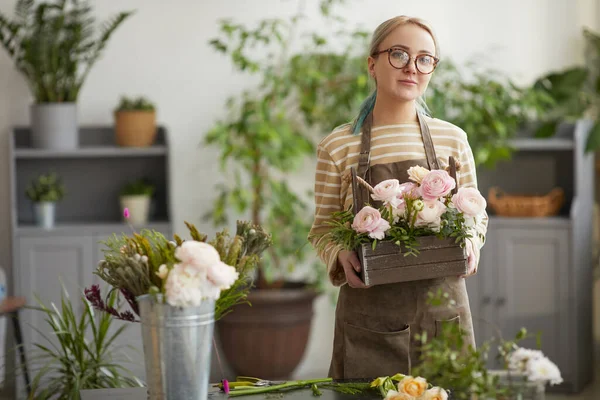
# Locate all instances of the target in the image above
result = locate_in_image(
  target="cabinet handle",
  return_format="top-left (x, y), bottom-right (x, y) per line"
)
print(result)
top-left (482, 296), bottom-right (491, 305)
top-left (496, 297), bottom-right (506, 307)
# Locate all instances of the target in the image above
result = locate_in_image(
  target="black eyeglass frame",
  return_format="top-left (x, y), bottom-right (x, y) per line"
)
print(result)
top-left (372, 47), bottom-right (440, 74)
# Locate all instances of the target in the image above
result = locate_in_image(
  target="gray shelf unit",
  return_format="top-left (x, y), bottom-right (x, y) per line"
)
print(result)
top-left (8, 126), bottom-right (173, 386)
top-left (465, 119), bottom-right (595, 394)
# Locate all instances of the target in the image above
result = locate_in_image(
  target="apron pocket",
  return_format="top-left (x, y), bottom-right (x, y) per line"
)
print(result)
top-left (342, 321), bottom-right (411, 379)
top-left (435, 315), bottom-right (460, 337)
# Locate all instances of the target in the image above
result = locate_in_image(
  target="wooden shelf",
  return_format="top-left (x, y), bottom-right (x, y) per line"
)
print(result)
top-left (14, 145), bottom-right (167, 159)
top-left (15, 221), bottom-right (172, 236)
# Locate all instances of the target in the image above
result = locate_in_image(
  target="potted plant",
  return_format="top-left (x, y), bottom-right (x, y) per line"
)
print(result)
top-left (114, 96), bottom-right (157, 147)
top-left (203, 0), bottom-right (372, 380)
top-left (119, 179), bottom-right (155, 225)
top-left (0, 0), bottom-right (133, 150)
top-left (25, 172), bottom-right (65, 229)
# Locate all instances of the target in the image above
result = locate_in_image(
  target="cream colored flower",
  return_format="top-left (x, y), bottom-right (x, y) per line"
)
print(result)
top-left (421, 387), bottom-right (449, 400)
top-left (398, 376), bottom-right (427, 398)
top-left (156, 264), bottom-right (169, 280)
top-left (407, 165), bottom-right (430, 184)
top-left (384, 390), bottom-right (415, 400)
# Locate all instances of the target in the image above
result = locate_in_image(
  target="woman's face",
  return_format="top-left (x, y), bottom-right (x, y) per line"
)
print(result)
top-left (368, 24), bottom-right (437, 104)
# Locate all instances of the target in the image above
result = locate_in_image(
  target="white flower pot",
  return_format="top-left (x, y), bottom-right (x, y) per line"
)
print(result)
top-left (120, 195), bottom-right (151, 225)
top-left (34, 202), bottom-right (56, 229)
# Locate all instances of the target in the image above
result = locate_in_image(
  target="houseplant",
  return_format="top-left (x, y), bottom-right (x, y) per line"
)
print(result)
top-left (204, 0), bottom-right (371, 379)
top-left (114, 96), bottom-right (157, 147)
top-left (24, 288), bottom-right (142, 399)
top-left (84, 219), bottom-right (272, 399)
top-left (0, 0), bottom-right (133, 149)
top-left (119, 179), bottom-right (155, 225)
top-left (25, 172), bottom-right (65, 228)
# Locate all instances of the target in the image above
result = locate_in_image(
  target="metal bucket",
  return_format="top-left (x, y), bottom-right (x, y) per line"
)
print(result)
top-left (137, 294), bottom-right (215, 400)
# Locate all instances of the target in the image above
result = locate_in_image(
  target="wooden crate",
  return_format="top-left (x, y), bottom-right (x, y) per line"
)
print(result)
top-left (358, 237), bottom-right (468, 286)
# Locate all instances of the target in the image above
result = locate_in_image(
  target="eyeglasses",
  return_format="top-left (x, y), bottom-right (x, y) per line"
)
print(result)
top-left (372, 47), bottom-right (439, 74)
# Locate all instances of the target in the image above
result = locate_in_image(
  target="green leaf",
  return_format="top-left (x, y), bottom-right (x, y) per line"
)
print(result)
top-left (534, 120), bottom-right (559, 138)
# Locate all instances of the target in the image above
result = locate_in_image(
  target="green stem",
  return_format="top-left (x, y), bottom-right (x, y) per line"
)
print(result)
top-left (228, 378), bottom-right (333, 397)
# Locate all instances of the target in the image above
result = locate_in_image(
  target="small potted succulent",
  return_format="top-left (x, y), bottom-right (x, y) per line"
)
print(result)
top-left (25, 172), bottom-right (65, 229)
top-left (114, 96), bottom-right (157, 147)
top-left (119, 179), bottom-right (155, 225)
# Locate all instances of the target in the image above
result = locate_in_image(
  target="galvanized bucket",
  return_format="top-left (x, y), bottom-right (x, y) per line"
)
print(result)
top-left (137, 294), bottom-right (215, 400)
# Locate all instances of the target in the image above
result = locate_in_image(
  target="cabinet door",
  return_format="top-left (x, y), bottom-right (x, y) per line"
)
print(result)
top-left (17, 235), bottom-right (94, 356)
top-left (494, 227), bottom-right (569, 372)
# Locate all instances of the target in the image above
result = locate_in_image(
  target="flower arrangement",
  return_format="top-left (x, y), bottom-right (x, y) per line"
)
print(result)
top-left (320, 164), bottom-right (486, 264)
top-left (217, 373), bottom-right (449, 399)
top-left (85, 217), bottom-right (272, 320)
top-left (505, 346), bottom-right (563, 386)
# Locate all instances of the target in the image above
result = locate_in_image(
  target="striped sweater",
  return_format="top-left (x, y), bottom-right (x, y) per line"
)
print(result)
top-left (307, 116), bottom-right (488, 287)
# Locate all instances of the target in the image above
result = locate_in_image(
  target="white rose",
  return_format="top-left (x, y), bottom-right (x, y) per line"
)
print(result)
top-left (508, 347), bottom-right (545, 373)
top-left (371, 179), bottom-right (402, 205)
top-left (526, 356), bottom-right (563, 386)
top-left (407, 165), bottom-right (430, 184)
top-left (175, 241), bottom-right (221, 270)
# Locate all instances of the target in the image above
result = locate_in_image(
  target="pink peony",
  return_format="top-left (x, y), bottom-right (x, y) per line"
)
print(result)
top-left (351, 206), bottom-right (390, 240)
top-left (175, 241), bottom-right (221, 271)
top-left (420, 170), bottom-right (456, 201)
top-left (451, 187), bottom-right (487, 217)
top-left (371, 179), bottom-right (402, 205)
top-left (415, 200), bottom-right (447, 232)
top-left (206, 261), bottom-right (239, 290)
top-left (164, 264), bottom-right (205, 307)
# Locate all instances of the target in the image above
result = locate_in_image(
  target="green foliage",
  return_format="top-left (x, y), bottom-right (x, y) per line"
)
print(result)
top-left (412, 289), bottom-right (543, 399)
top-left (25, 289), bottom-right (141, 399)
top-left (120, 178), bottom-right (155, 197)
top-left (25, 172), bottom-right (65, 202)
top-left (95, 220), bottom-right (272, 321)
top-left (426, 59), bottom-right (556, 169)
top-left (115, 96), bottom-right (156, 112)
top-left (0, 0), bottom-right (133, 103)
top-left (203, 0), bottom-right (363, 286)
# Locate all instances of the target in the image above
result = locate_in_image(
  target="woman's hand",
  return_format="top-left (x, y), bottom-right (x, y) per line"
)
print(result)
top-left (338, 250), bottom-right (369, 289)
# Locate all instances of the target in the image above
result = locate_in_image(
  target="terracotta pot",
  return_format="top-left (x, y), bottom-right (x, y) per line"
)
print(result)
top-left (114, 110), bottom-right (157, 147)
top-left (217, 288), bottom-right (318, 380)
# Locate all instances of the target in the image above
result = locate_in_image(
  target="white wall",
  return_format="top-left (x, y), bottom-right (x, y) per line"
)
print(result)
top-left (0, 0), bottom-right (598, 384)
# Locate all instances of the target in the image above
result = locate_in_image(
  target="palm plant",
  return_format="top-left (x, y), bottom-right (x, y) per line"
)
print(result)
top-left (0, 0), bottom-right (133, 103)
top-left (25, 288), bottom-right (142, 399)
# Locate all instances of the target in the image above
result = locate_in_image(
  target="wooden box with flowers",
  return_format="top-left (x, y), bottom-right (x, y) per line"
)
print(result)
top-left (320, 157), bottom-right (487, 286)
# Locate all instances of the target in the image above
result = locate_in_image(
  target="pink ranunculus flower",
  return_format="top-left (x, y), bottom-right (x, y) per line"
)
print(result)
top-left (451, 187), bottom-right (487, 217)
top-left (351, 206), bottom-right (390, 240)
top-left (415, 200), bottom-right (447, 232)
top-left (420, 170), bottom-right (456, 201)
top-left (175, 241), bottom-right (221, 271)
top-left (391, 198), bottom-right (407, 223)
top-left (398, 182), bottom-right (420, 199)
top-left (371, 179), bottom-right (402, 205)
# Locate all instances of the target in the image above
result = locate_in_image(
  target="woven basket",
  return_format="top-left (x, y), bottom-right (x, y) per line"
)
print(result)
top-left (487, 187), bottom-right (564, 217)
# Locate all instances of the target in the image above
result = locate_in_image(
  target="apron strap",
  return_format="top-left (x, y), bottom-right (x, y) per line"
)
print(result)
top-left (357, 113), bottom-right (372, 178)
top-left (417, 112), bottom-right (440, 170)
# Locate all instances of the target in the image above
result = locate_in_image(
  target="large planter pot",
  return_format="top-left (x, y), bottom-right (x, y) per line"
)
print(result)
top-left (33, 202), bottom-right (56, 229)
top-left (120, 195), bottom-right (151, 225)
top-left (30, 103), bottom-right (78, 150)
top-left (217, 288), bottom-right (318, 380)
top-left (138, 294), bottom-right (215, 400)
top-left (114, 110), bottom-right (157, 147)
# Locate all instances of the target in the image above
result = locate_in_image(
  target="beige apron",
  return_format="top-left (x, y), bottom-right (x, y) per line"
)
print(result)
top-left (328, 112), bottom-right (476, 380)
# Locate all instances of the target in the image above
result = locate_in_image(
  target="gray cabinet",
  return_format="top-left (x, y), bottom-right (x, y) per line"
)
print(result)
top-left (8, 126), bottom-right (172, 391)
top-left (469, 120), bottom-right (595, 393)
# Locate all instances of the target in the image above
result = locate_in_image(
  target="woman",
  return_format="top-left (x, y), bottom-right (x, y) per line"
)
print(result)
top-left (308, 16), bottom-right (488, 379)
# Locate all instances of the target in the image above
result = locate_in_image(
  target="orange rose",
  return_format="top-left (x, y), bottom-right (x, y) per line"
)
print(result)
top-left (398, 376), bottom-right (427, 397)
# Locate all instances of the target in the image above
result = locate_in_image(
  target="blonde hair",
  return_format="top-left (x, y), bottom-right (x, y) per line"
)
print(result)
top-left (351, 16), bottom-right (439, 135)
